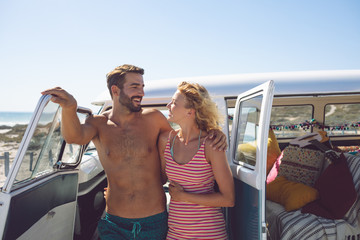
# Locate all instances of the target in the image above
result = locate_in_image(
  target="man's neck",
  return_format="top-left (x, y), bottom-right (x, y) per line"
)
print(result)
top-left (109, 105), bottom-right (141, 126)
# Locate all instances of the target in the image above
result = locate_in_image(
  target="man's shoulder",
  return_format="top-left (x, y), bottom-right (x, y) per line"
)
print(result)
top-left (141, 108), bottom-right (162, 115)
top-left (85, 112), bottom-right (108, 125)
top-left (141, 108), bottom-right (165, 120)
top-left (140, 108), bottom-right (170, 131)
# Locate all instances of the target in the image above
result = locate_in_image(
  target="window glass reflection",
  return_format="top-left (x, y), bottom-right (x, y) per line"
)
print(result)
top-left (234, 95), bottom-right (262, 167)
top-left (14, 101), bottom-right (62, 185)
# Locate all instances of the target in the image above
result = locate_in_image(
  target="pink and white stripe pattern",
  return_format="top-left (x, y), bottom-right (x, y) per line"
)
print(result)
top-left (165, 138), bottom-right (228, 240)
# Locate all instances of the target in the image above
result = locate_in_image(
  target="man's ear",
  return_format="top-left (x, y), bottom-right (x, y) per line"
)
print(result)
top-left (111, 85), bottom-right (120, 97)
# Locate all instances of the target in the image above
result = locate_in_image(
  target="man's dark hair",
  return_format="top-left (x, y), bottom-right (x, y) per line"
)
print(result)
top-left (106, 64), bottom-right (144, 97)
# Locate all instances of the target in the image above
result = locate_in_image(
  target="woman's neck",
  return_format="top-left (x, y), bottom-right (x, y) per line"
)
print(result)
top-left (177, 123), bottom-right (201, 145)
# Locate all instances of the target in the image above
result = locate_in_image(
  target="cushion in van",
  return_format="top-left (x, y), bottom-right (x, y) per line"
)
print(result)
top-left (237, 141), bottom-right (256, 163)
top-left (266, 151), bottom-right (283, 184)
top-left (237, 129), bottom-right (281, 172)
top-left (267, 175), bottom-right (319, 211)
top-left (278, 145), bottom-right (325, 186)
top-left (266, 129), bottom-right (282, 175)
top-left (337, 145), bottom-right (360, 156)
top-left (301, 153), bottom-right (357, 219)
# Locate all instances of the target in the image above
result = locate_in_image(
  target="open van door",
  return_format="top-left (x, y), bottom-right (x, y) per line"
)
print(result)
top-left (228, 80), bottom-right (274, 240)
top-left (0, 95), bottom-right (89, 240)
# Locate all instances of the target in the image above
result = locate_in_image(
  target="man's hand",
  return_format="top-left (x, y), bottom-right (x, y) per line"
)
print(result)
top-left (41, 87), bottom-right (77, 110)
top-left (41, 87), bottom-right (93, 145)
top-left (207, 129), bottom-right (228, 151)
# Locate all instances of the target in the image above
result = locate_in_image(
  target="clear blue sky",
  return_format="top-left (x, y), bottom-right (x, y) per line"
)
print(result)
top-left (1, 0), bottom-right (359, 112)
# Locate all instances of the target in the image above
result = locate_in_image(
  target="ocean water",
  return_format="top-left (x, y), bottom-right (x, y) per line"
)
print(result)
top-left (0, 112), bottom-right (33, 127)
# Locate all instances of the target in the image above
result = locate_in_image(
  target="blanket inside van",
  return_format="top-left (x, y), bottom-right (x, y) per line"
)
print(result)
top-left (266, 153), bottom-right (360, 240)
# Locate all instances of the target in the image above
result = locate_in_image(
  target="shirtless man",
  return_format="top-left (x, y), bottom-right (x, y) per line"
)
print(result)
top-left (41, 64), bottom-right (226, 239)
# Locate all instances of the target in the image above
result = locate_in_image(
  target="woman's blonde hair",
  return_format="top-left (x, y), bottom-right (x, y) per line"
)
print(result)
top-left (177, 81), bottom-right (223, 132)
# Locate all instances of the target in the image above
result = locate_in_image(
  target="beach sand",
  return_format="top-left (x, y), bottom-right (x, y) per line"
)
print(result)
top-left (0, 141), bottom-right (19, 158)
top-left (0, 129), bottom-right (11, 134)
top-left (0, 128), bottom-right (22, 185)
top-left (0, 141), bottom-right (19, 184)
top-left (0, 123), bottom-right (61, 185)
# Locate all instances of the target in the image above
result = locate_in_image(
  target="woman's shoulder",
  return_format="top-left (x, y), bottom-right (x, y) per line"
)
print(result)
top-left (203, 133), bottom-right (224, 156)
top-left (203, 136), bottom-right (213, 151)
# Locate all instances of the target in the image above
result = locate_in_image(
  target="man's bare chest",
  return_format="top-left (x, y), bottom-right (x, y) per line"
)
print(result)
top-left (97, 124), bottom-right (158, 159)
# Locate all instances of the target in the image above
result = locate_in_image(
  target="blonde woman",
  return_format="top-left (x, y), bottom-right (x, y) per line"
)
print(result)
top-left (158, 82), bottom-right (235, 239)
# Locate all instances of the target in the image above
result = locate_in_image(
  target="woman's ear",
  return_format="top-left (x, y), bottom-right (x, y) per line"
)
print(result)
top-left (187, 109), bottom-right (195, 117)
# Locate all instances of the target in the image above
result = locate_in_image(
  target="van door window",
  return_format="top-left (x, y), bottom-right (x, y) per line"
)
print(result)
top-left (233, 95), bottom-right (262, 167)
top-left (13, 101), bottom-right (62, 185)
top-left (227, 107), bottom-right (235, 137)
top-left (270, 105), bottom-right (313, 138)
top-left (11, 102), bottom-right (84, 187)
top-left (324, 103), bottom-right (360, 136)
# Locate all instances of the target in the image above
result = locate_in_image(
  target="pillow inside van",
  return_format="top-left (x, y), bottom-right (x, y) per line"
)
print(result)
top-left (266, 151), bottom-right (283, 184)
top-left (301, 153), bottom-right (356, 219)
top-left (237, 129), bottom-right (281, 173)
top-left (267, 129), bottom-right (281, 175)
top-left (267, 175), bottom-right (319, 211)
top-left (278, 145), bottom-right (325, 186)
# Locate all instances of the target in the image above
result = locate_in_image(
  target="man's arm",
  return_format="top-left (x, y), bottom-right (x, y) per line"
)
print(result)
top-left (157, 130), bottom-right (169, 185)
top-left (152, 108), bottom-right (227, 151)
top-left (41, 87), bottom-right (97, 145)
top-left (151, 109), bottom-right (173, 134)
top-left (153, 109), bottom-right (172, 184)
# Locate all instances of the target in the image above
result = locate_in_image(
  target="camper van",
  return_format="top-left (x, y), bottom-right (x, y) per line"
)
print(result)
top-left (0, 70), bottom-right (359, 239)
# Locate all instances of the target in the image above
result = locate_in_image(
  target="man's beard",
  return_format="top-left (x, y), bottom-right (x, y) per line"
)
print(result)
top-left (119, 90), bottom-right (142, 112)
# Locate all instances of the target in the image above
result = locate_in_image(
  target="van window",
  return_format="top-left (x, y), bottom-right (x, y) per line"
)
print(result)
top-left (233, 95), bottom-right (262, 167)
top-left (270, 105), bottom-right (313, 138)
top-left (227, 107), bottom-right (235, 136)
top-left (324, 103), bottom-right (360, 136)
top-left (12, 101), bottom-right (62, 186)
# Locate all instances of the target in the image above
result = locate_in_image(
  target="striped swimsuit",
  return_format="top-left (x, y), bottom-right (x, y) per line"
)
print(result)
top-left (165, 132), bottom-right (228, 240)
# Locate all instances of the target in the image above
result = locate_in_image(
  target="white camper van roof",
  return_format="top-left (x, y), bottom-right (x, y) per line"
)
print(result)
top-left (91, 69), bottom-right (360, 106)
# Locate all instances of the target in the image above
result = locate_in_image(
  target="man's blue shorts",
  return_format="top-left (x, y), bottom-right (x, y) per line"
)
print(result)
top-left (97, 211), bottom-right (168, 240)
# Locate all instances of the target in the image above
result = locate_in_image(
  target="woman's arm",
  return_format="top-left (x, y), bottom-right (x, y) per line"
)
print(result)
top-left (168, 141), bottom-right (235, 207)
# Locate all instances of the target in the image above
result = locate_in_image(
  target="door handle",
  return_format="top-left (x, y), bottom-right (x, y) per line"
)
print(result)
top-left (47, 211), bottom-right (56, 219)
